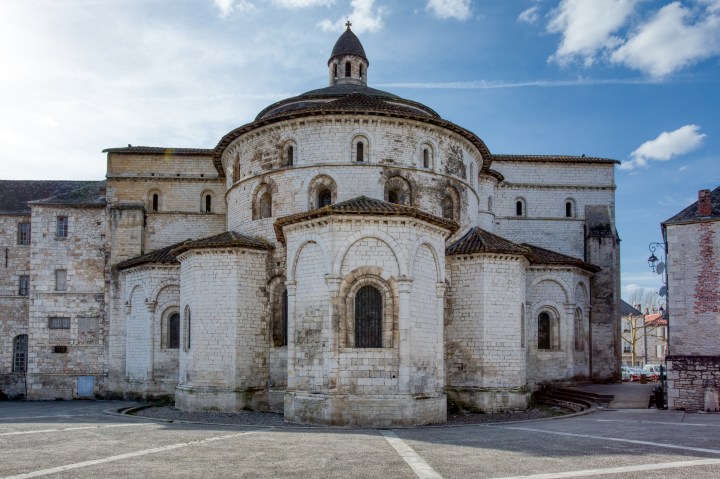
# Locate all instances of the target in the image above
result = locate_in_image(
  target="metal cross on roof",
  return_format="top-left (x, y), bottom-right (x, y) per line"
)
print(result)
top-left (345, 20), bottom-right (352, 29)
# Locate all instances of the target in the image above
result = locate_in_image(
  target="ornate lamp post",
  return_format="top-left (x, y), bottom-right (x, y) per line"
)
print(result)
top-left (648, 241), bottom-right (669, 399)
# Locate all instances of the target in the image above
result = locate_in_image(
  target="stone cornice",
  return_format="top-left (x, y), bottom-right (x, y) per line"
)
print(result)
top-left (498, 182), bottom-right (616, 191)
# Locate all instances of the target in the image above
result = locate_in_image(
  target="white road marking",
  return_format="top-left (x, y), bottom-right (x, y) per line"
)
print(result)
top-left (491, 458), bottom-right (720, 479)
top-left (0, 414), bottom-right (99, 421)
top-left (380, 430), bottom-right (444, 479)
top-left (0, 422), bottom-right (156, 437)
top-left (502, 426), bottom-right (720, 455)
top-left (1, 431), bottom-right (257, 479)
top-left (594, 418), bottom-right (720, 427)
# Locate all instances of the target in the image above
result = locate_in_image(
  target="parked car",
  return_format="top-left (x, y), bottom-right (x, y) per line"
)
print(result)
top-left (621, 365), bottom-right (633, 381)
top-left (644, 364), bottom-right (666, 381)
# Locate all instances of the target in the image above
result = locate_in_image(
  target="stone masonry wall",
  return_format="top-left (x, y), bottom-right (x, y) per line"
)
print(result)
top-left (667, 355), bottom-right (720, 412)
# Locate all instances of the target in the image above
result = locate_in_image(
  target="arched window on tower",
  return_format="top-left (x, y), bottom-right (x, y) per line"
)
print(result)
top-left (356, 141), bottom-right (364, 162)
top-left (333, 63), bottom-right (338, 79)
top-left (205, 194), bottom-right (212, 213)
top-left (168, 312), bottom-right (180, 349)
top-left (318, 188), bottom-right (332, 207)
top-left (287, 145), bottom-right (294, 167)
top-left (152, 193), bottom-right (159, 212)
top-left (345, 61), bottom-right (351, 77)
top-left (565, 199), bottom-right (576, 218)
top-left (423, 148), bottom-right (430, 168)
top-left (516, 199), bottom-right (525, 217)
top-left (259, 192), bottom-right (272, 219)
top-left (388, 190), bottom-right (400, 204)
top-left (359, 64), bottom-right (363, 78)
top-left (355, 285), bottom-right (382, 348)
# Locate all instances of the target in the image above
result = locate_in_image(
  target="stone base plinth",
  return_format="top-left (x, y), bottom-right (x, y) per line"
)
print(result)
top-left (284, 392), bottom-right (446, 427)
top-left (446, 386), bottom-right (529, 413)
top-left (175, 384), bottom-right (268, 412)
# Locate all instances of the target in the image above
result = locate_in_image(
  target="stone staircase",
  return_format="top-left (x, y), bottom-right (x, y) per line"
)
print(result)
top-left (534, 388), bottom-right (614, 412)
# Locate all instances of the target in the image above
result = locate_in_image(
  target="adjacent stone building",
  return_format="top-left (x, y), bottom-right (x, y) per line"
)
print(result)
top-left (665, 186), bottom-right (720, 411)
top-left (0, 27), bottom-right (621, 424)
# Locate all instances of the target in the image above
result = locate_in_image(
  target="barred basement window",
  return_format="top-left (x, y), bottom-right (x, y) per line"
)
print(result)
top-left (13, 334), bottom-right (27, 372)
top-left (52, 345), bottom-right (68, 354)
top-left (48, 317), bottom-right (71, 329)
top-left (56, 216), bottom-right (69, 238)
top-left (17, 222), bottom-right (31, 245)
top-left (354, 285), bottom-right (382, 348)
top-left (18, 275), bottom-right (29, 296)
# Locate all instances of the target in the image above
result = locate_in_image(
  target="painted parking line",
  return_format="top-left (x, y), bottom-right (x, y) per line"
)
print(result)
top-left (0, 431), bottom-right (258, 479)
top-left (502, 426), bottom-right (720, 455)
top-left (380, 430), bottom-right (444, 479)
top-left (0, 414), bottom-right (100, 421)
top-left (0, 422), bottom-right (156, 437)
top-left (491, 458), bottom-right (720, 479)
top-left (594, 418), bottom-right (720, 427)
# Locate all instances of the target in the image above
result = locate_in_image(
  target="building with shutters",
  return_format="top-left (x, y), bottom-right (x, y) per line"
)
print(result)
top-left (0, 26), bottom-right (621, 425)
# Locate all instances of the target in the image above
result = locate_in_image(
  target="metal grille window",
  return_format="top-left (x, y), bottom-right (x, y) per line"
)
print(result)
top-left (18, 275), bottom-right (29, 296)
top-left (52, 345), bottom-right (68, 354)
top-left (18, 222), bottom-right (31, 245)
top-left (13, 334), bottom-right (27, 372)
top-left (168, 313), bottom-right (180, 349)
top-left (48, 317), bottom-right (71, 329)
top-left (538, 312), bottom-right (551, 350)
top-left (56, 216), bottom-right (69, 238)
top-left (354, 285), bottom-right (382, 348)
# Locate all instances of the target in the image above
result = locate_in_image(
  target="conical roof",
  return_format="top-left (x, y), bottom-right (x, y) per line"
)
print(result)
top-left (329, 26), bottom-right (368, 64)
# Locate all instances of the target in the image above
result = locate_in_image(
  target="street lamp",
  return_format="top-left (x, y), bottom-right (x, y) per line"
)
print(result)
top-left (647, 241), bottom-right (669, 400)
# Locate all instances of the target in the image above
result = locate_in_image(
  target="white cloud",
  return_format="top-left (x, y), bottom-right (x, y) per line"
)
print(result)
top-left (319, 0), bottom-right (387, 33)
top-left (620, 124), bottom-right (706, 170)
top-left (212, 0), bottom-right (256, 17)
top-left (611, 1), bottom-right (720, 78)
top-left (547, 0), bottom-right (637, 66)
top-left (518, 5), bottom-right (541, 24)
top-left (272, 0), bottom-right (335, 8)
top-left (426, 0), bottom-right (471, 21)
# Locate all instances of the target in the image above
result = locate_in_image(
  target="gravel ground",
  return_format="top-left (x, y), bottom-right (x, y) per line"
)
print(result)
top-left (133, 404), bottom-right (570, 427)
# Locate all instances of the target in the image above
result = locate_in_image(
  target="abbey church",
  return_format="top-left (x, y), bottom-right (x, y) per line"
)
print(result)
top-left (0, 27), bottom-right (620, 426)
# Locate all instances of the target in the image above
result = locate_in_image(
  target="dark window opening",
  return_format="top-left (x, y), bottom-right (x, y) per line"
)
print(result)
top-left (152, 194), bottom-right (159, 212)
top-left (345, 61), bottom-right (351, 77)
top-left (18, 222), bottom-right (31, 245)
top-left (56, 216), bottom-right (69, 238)
top-left (355, 285), bottom-right (382, 348)
top-left (516, 201), bottom-right (523, 217)
top-left (205, 195), bottom-right (212, 213)
top-left (318, 189), bottom-right (332, 207)
top-left (388, 190), bottom-right (400, 204)
top-left (356, 142), bottom-right (364, 162)
top-left (18, 275), bottom-right (29, 296)
top-left (281, 289), bottom-right (288, 347)
top-left (333, 64), bottom-right (338, 78)
top-left (538, 312), bottom-right (551, 350)
top-left (13, 334), bottom-right (27, 372)
top-left (48, 317), bottom-right (70, 329)
top-left (566, 201), bottom-right (573, 218)
top-left (287, 145), bottom-right (294, 166)
top-left (359, 64), bottom-right (363, 77)
top-left (423, 149), bottom-right (429, 168)
top-left (168, 313), bottom-right (180, 349)
top-left (52, 345), bottom-right (68, 354)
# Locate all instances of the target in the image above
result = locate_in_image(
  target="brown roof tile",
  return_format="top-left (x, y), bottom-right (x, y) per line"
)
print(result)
top-left (0, 180), bottom-right (103, 215)
top-left (522, 243), bottom-right (601, 273)
top-left (492, 154), bottom-right (620, 165)
top-left (274, 196), bottom-right (458, 242)
top-left (102, 146), bottom-right (213, 155)
top-left (446, 227), bottom-right (531, 256)
top-left (116, 241), bottom-right (183, 271)
top-left (170, 231), bottom-right (273, 256)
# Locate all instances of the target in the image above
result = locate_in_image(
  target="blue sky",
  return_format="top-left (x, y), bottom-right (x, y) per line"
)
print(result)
top-left (1, 0), bottom-right (718, 300)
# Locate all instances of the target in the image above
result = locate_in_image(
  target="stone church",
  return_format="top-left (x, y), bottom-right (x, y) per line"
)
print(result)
top-left (0, 27), bottom-right (620, 426)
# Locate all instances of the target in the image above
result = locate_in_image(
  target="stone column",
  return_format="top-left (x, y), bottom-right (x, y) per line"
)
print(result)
top-left (325, 275), bottom-right (342, 390)
top-left (146, 300), bottom-right (157, 381)
top-left (285, 280), bottom-right (297, 390)
top-left (436, 281), bottom-right (446, 391)
top-left (396, 277), bottom-right (413, 393)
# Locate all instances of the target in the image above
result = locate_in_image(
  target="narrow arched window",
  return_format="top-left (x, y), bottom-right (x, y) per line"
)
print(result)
top-left (168, 313), bottom-right (180, 349)
top-left (355, 285), bottom-right (382, 348)
top-left (13, 334), bottom-right (28, 372)
top-left (333, 63), bottom-right (338, 78)
top-left (281, 289), bottom-right (288, 347)
top-left (287, 146), bottom-right (294, 167)
top-left (318, 189), bottom-right (332, 207)
top-left (345, 61), bottom-right (351, 77)
top-left (205, 195), bottom-right (212, 213)
top-left (566, 201), bottom-right (573, 218)
top-left (356, 141), bottom-right (364, 162)
top-left (538, 312), bottom-right (551, 350)
top-left (260, 192), bottom-right (272, 218)
top-left (388, 190), bottom-right (400, 204)
top-left (359, 64), bottom-right (363, 78)
top-left (423, 149), bottom-right (429, 168)
top-left (516, 200), bottom-right (523, 217)
top-left (152, 194), bottom-right (159, 212)
top-left (442, 194), bottom-right (454, 220)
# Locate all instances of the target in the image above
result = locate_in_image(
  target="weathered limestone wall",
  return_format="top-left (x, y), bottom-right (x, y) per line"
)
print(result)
top-left (0, 215), bottom-right (31, 398)
top-left (283, 215), bottom-right (448, 426)
top-left (667, 356), bottom-right (720, 412)
top-left (446, 254), bottom-right (529, 411)
top-left (175, 248), bottom-right (269, 412)
top-left (144, 213), bottom-right (226, 251)
top-left (526, 267), bottom-right (591, 385)
top-left (27, 205), bottom-right (107, 400)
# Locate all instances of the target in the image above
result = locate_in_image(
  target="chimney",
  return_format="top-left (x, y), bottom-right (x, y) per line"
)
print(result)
top-left (699, 189), bottom-right (712, 216)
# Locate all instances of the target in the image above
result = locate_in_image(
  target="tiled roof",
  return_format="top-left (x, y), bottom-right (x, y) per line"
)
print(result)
top-left (0, 180), bottom-right (103, 215)
top-left (329, 27), bottom-right (368, 64)
top-left (304, 93), bottom-right (429, 117)
top-left (663, 186), bottom-right (720, 224)
top-left (522, 243), bottom-right (602, 273)
top-left (274, 196), bottom-right (459, 242)
top-left (102, 146), bottom-right (213, 155)
top-left (446, 227), bottom-right (531, 256)
top-left (491, 154), bottom-right (620, 165)
top-left (620, 300), bottom-right (643, 316)
top-left (30, 181), bottom-right (106, 207)
top-left (170, 231), bottom-right (273, 256)
top-left (645, 313), bottom-right (667, 326)
top-left (116, 241), bottom-right (183, 271)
